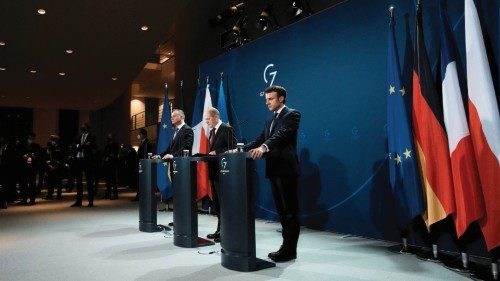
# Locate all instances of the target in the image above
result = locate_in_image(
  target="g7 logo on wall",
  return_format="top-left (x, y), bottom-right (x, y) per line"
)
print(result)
top-left (260, 64), bottom-right (278, 96)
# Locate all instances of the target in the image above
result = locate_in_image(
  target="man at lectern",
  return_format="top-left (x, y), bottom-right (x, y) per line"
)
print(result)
top-left (160, 109), bottom-right (194, 160)
top-left (204, 107), bottom-right (237, 243)
top-left (244, 85), bottom-right (301, 262)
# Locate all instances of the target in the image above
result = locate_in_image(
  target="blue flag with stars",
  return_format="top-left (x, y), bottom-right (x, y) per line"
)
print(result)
top-left (156, 85), bottom-right (173, 198)
top-left (387, 11), bottom-right (424, 228)
top-left (217, 77), bottom-right (229, 124)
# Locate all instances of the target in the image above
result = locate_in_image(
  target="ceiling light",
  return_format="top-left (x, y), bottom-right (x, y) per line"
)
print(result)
top-left (26, 96), bottom-right (31, 99)
top-left (287, 0), bottom-right (311, 21)
top-left (0, 42), bottom-right (5, 46)
top-left (141, 25), bottom-right (149, 31)
top-left (65, 49), bottom-right (73, 54)
top-left (1, 95), bottom-right (6, 98)
top-left (30, 70), bottom-right (37, 74)
top-left (112, 77), bottom-right (118, 81)
top-left (256, 4), bottom-right (280, 32)
top-left (0, 67), bottom-right (6, 71)
top-left (221, 16), bottom-right (250, 50)
top-left (37, 9), bottom-right (46, 15)
top-left (59, 72), bottom-right (66, 76)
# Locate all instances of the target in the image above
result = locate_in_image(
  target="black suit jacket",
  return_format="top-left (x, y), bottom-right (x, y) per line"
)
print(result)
top-left (161, 124), bottom-right (194, 157)
top-left (208, 123), bottom-right (237, 180)
top-left (245, 106), bottom-right (301, 178)
top-left (137, 137), bottom-right (152, 160)
top-left (75, 133), bottom-right (98, 164)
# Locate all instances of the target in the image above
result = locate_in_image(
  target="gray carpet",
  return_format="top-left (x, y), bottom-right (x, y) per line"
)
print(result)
top-left (0, 189), bottom-right (470, 281)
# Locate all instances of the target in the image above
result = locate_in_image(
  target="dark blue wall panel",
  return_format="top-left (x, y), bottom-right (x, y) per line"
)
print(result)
top-left (199, 0), bottom-right (498, 257)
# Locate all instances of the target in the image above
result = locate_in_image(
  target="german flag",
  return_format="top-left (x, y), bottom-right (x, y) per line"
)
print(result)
top-left (411, 3), bottom-right (455, 228)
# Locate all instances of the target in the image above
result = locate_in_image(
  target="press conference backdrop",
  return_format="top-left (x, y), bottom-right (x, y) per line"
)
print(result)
top-left (199, 0), bottom-right (499, 257)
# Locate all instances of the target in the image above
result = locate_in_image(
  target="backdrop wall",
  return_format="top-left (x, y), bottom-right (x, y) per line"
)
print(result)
top-left (199, 0), bottom-right (499, 257)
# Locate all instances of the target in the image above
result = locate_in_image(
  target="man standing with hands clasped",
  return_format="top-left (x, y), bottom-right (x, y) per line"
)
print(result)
top-left (244, 85), bottom-right (301, 262)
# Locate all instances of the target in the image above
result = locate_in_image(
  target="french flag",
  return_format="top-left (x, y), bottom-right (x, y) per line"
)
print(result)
top-left (439, 2), bottom-right (484, 239)
top-left (191, 83), bottom-right (213, 200)
top-left (465, 0), bottom-right (500, 251)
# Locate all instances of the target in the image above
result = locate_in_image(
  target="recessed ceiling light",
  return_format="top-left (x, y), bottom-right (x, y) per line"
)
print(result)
top-left (26, 96), bottom-right (31, 99)
top-left (65, 49), bottom-right (73, 54)
top-left (1, 95), bottom-right (6, 98)
top-left (112, 77), bottom-right (118, 81)
top-left (59, 72), bottom-right (66, 76)
top-left (141, 25), bottom-right (149, 31)
top-left (0, 42), bottom-right (5, 46)
top-left (37, 9), bottom-right (46, 15)
top-left (30, 70), bottom-right (37, 74)
top-left (0, 67), bottom-right (6, 71)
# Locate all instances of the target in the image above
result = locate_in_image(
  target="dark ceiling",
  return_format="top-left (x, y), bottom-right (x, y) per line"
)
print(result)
top-left (0, 0), bottom-right (186, 110)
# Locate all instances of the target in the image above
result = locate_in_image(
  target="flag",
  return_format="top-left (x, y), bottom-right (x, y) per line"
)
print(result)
top-left (439, 1), bottom-right (485, 238)
top-left (386, 10), bottom-right (425, 229)
top-left (156, 85), bottom-right (173, 198)
top-left (412, 4), bottom-right (455, 228)
top-left (191, 83), bottom-right (212, 200)
top-left (217, 76), bottom-right (229, 124)
top-left (465, 0), bottom-right (500, 251)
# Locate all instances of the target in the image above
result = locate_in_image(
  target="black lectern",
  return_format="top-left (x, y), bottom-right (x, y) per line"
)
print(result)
top-left (172, 156), bottom-right (214, 248)
top-left (138, 159), bottom-right (163, 232)
top-left (218, 152), bottom-right (275, 271)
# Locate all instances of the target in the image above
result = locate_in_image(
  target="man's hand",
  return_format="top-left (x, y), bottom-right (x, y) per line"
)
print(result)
top-left (162, 154), bottom-right (174, 159)
top-left (249, 146), bottom-right (266, 160)
top-left (209, 151), bottom-right (216, 155)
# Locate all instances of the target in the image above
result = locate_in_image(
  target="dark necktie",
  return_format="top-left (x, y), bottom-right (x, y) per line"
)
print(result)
top-left (209, 128), bottom-right (216, 146)
top-left (173, 127), bottom-right (179, 139)
top-left (270, 112), bottom-right (279, 133)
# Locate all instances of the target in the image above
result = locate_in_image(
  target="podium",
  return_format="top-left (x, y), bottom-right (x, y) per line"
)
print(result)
top-left (138, 159), bottom-right (163, 232)
top-left (172, 156), bottom-right (214, 248)
top-left (218, 152), bottom-right (275, 272)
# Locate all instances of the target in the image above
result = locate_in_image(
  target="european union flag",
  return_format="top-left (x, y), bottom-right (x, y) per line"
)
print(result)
top-left (156, 84), bottom-right (173, 198)
top-left (387, 10), bottom-right (424, 228)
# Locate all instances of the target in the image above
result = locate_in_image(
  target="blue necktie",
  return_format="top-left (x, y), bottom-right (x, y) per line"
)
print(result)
top-left (270, 112), bottom-right (279, 133)
top-left (173, 127), bottom-right (179, 139)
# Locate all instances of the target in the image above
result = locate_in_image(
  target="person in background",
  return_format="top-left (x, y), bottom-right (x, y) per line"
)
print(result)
top-left (131, 128), bottom-right (152, 202)
top-left (44, 135), bottom-right (64, 200)
top-left (19, 133), bottom-right (42, 205)
top-left (102, 133), bottom-right (119, 200)
top-left (71, 123), bottom-right (98, 207)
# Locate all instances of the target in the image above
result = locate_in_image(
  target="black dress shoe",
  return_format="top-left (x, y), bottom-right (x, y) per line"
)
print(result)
top-left (214, 237), bottom-right (221, 243)
top-left (70, 202), bottom-right (82, 207)
top-left (87, 202), bottom-right (94, 208)
top-left (269, 251), bottom-right (296, 262)
top-left (268, 245), bottom-right (286, 259)
top-left (110, 195), bottom-right (118, 200)
top-left (131, 197), bottom-right (139, 202)
top-left (168, 222), bottom-right (174, 226)
top-left (207, 232), bottom-right (220, 239)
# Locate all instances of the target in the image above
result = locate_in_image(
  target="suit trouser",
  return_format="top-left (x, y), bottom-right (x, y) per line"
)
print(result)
top-left (210, 180), bottom-right (221, 233)
top-left (270, 176), bottom-right (300, 252)
top-left (20, 166), bottom-right (37, 202)
top-left (75, 159), bottom-right (95, 203)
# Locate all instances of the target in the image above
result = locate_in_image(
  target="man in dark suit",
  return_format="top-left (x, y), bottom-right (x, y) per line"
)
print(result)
top-left (71, 123), bottom-right (98, 207)
top-left (160, 109), bottom-right (194, 159)
top-left (131, 128), bottom-right (152, 201)
top-left (19, 133), bottom-right (42, 205)
top-left (244, 85), bottom-right (301, 262)
top-left (204, 107), bottom-right (236, 243)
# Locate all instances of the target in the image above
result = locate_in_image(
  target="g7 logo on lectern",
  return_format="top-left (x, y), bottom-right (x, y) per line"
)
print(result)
top-left (260, 64), bottom-right (278, 96)
top-left (220, 157), bottom-right (229, 175)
